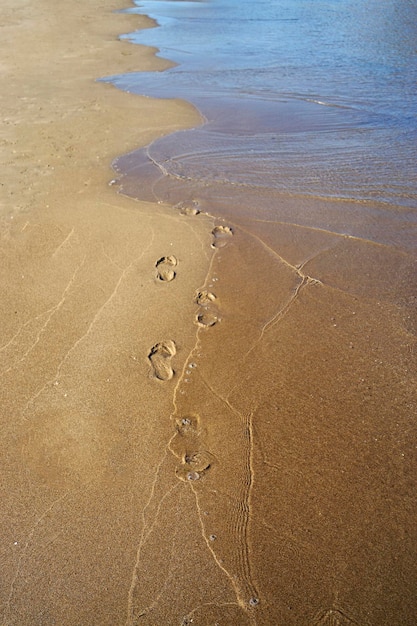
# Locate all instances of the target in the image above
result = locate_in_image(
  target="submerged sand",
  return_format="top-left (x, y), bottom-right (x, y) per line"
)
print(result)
top-left (1, 1), bottom-right (417, 625)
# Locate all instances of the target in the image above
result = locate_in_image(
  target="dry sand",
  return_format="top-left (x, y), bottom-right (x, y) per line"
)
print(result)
top-left (1, 1), bottom-right (417, 625)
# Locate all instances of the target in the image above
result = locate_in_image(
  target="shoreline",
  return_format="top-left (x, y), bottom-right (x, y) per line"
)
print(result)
top-left (1, 1), bottom-right (416, 624)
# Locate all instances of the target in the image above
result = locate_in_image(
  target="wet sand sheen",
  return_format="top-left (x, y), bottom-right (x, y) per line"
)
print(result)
top-left (1, 2), bottom-right (417, 626)
top-left (171, 228), bottom-right (417, 625)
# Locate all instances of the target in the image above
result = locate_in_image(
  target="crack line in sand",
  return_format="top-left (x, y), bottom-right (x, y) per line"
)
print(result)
top-left (125, 443), bottom-right (179, 625)
top-left (189, 485), bottom-right (257, 625)
top-left (218, 218), bottom-right (394, 311)
top-left (143, 237), bottom-right (258, 619)
top-left (245, 217), bottom-right (406, 252)
top-left (167, 249), bottom-right (256, 612)
top-left (100, 243), bottom-right (125, 271)
top-left (295, 241), bottom-right (342, 273)
top-left (129, 490), bottom-right (186, 622)
top-left (180, 219), bottom-right (212, 261)
top-left (170, 249), bottom-right (218, 410)
top-left (241, 275), bottom-right (318, 366)
top-left (0, 256), bottom-right (86, 377)
top-left (182, 599), bottom-right (243, 624)
top-left (199, 373), bottom-right (245, 425)
top-left (2, 492), bottom-right (70, 623)
top-left (221, 218), bottom-right (331, 301)
top-left (166, 243), bottom-right (259, 619)
top-left (21, 233), bottom-right (155, 419)
top-left (51, 226), bottom-right (75, 258)
top-left (191, 374), bottom-right (258, 618)
top-left (262, 275), bottom-right (318, 335)
top-left (226, 219), bottom-right (306, 277)
top-left (0, 306), bottom-right (57, 355)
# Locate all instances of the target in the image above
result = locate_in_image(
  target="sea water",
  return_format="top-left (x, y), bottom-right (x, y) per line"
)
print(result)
top-left (103, 0), bottom-right (417, 245)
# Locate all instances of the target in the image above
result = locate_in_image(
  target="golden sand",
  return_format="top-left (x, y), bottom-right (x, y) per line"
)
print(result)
top-left (1, 1), bottom-right (416, 625)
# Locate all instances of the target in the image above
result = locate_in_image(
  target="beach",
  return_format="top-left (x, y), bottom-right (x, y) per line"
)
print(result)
top-left (1, 1), bottom-right (417, 625)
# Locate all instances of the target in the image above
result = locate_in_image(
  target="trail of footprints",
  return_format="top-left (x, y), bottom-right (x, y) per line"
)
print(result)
top-left (146, 223), bottom-right (261, 612)
top-left (148, 223), bottom-right (232, 379)
top-left (148, 223), bottom-right (233, 481)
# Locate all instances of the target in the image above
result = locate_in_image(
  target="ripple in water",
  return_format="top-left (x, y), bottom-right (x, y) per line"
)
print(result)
top-left (102, 0), bottom-right (417, 244)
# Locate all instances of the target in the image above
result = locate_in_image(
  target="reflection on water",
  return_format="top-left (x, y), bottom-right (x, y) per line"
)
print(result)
top-left (103, 0), bottom-right (417, 219)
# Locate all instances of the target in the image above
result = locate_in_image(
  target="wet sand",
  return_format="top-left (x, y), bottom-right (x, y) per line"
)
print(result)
top-left (1, 1), bottom-right (417, 625)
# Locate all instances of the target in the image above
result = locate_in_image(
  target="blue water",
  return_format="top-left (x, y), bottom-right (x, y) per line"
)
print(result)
top-left (103, 0), bottom-right (417, 240)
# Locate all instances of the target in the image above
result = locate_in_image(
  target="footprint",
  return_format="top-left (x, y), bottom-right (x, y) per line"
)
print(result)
top-left (155, 256), bottom-right (177, 282)
top-left (175, 415), bottom-right (200, 436)
top-left (196, 310), bottom-right (219, 327)
top-left (212, 225), bottom-right (233, 248)
top-left (195, 289), bottom-right (219, 327)
top-left (180, 206), bottom-right (200, 216)
top-left (194, 290), bottom-right (217, 306)
top-left (183, 450), bottom-right (213, 472)
top-left (148, 340), bottom-right (176, 381)
top-left (175, 200), bottom-right (201, 216)
top-left (176, 450), bottom-right (213, 481)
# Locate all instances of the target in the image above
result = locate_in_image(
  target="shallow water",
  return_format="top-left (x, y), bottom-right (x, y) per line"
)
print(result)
top-left (104, 0), bottom-right (417, 237)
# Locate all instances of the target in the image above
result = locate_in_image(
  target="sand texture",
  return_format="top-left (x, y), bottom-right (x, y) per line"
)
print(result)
top-left (1, 1), bottom-right (417, 625)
